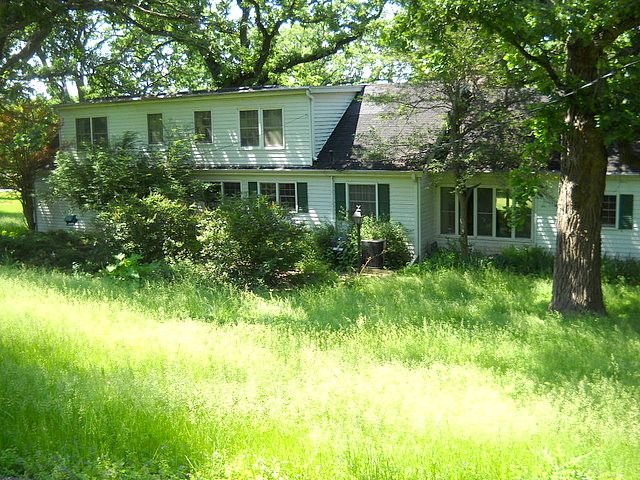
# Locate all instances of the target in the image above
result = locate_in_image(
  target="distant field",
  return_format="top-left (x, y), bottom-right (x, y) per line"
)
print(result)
top-left (0, 190), bottom-right (25, 228)
top-left (1, 197), bottom-right (640, 479)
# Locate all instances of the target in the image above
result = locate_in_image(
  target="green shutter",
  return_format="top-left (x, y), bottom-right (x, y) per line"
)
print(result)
top-left (335, 183), bottom-right (346, 220)
top-left (619, 194), bottom-right (634, 230)
top-left (297, 182), bottom-right (308, 213)
top-left (248, 182), bottom-right (258, 196)
top-left (377, 183), bottom-right (390, 220)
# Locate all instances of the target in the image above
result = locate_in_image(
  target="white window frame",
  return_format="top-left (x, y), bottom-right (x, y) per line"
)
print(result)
top-left (259, 181), bottom-right (298, 212)
top-left (601, 193), bottom-right (618, 229)
top-left (437, 186), bottom-right (533, 240)
top-left (194, 110), bottom-right (213, 143)
top-left (75, 116), bottom-right (108, 147)
top-left (238, 107), bottom-right (285, 150)
top-left (347, 183), bottom-right (378, 218)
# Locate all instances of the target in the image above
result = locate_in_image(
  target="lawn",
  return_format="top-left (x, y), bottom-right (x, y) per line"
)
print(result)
top-left (0, 190), bottom-right (26, 230)
top-left (1, 195), bottom-right (639, 479)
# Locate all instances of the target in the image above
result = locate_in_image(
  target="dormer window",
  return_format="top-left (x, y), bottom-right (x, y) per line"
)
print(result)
top-left (239, 108), bottom-right (284, 148)
top-left (75, 117), bottom-right (108, 147)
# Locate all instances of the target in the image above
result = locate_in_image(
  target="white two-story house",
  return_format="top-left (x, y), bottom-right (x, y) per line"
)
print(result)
top-left (36, 84), bottom-right (640, 259)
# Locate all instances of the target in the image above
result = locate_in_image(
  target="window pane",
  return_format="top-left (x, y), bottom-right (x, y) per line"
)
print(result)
top-left (194, 111), bottom-right (212, 143)
top-left (278, 183), bottom-right (296, 211)
top-left (440, 187), bottom-right (455, 234)
top-left (349, 184), bottom-right (377, 218)
top-left (460, 191), bottom-right (474, 236)
top-left (477, 188), bottom-right (493, 236)
top-left (204, 182), bottom-right (222, 208)
top-left (496, 189), bottom-right (511, 238)
top-left (515, 200), bottom-right (532, 238)
top-left (147, 113), bottom-right (163, 144)
top-left (222, 182), bottom-right (241, 197)
top-left (90, 117), bottom-right (108, 146)
top-left (601, 195), bottom-right (616, 227)
top-left (240, 110), bottom-right (259, 147)
top-left (259, 182), bottom-right (277, 203)
top-left (75, 118), bottom-right (91, 146)
top-left (263, 109), bottom-right (283, 147)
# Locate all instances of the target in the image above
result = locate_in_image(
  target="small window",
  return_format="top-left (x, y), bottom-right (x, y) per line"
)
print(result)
top-left (75, 117), bottom-right (108, 147)
top-left (194, 111), bottom-right (212, 143)
top-left (204, 181), bottom-right (242, 208)
top-left (223, 182), bottom-right (241, 197)
top-left (349, 184), bottom-right (377, 218)
top-left (278, 183), bottom-right (296, 211)
top-left (440, 187), bottom-right (456, 234)
top-left (259, 182), bottom-right (277, 203)
top-left (240, 110), bottom-right (259, 147)
top-left (147, 113), bottom-right (163, 144)
top-left (601, 195), bottom-right (617, 227)
top-left (263, 109), bottom-right (283, 147)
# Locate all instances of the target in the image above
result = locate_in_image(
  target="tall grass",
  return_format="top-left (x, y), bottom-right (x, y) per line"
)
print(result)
top-left (1, 265), bottom-right (639, 479)
top-left (0, 190), bottom-right (26, 232)
top-left (1, 194), bottom-right (640, 479)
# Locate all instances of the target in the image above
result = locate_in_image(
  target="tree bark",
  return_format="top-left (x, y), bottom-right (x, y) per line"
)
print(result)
top-left (21, 191), bottom-right (36, 230)
top-left (551, 40), bottom-right (607, 315)
top-left (457, 188), bottom-right (470, 258)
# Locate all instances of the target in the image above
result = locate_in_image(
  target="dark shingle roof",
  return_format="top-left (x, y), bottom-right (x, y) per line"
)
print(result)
top-left (315, 84), bottom-right (445, 171)
top-left (316, 83), bottom-right (640, 174)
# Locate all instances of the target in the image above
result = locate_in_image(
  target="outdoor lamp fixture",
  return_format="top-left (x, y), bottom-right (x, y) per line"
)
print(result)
top-left (352, 205), bottom-right (363, 270)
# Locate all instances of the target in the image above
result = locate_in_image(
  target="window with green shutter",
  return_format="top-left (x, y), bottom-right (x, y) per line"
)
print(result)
top-left (335, 183), bottom-right (346, 219)
top-left (297, 183), bottom-right (308, 213)
top-left (619, 194), bottom-right (634, 230)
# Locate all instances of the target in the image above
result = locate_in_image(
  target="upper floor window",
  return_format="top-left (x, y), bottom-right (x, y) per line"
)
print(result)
top-left (194, 111), bottom-right (212, 143)
top-left (439, 186), bottom-right (532, 239)
top-left (75, 117), bottom-right (108, 147)
top-left (239, 108), bottom-right (284, 148)
top-left (147, 113), bottom-right (163, 144)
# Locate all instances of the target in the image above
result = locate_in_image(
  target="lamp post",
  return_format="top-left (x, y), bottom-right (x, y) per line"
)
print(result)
top-left (352, 205), bottom-right (363, 271)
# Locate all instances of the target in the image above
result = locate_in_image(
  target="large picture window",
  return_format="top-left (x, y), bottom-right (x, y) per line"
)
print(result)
top-left (75, 117), bottom-right (108, 147)
top-left (439, 186), bottom-right (533, 239)
top-left (239, 108), bottom-right (284, 148)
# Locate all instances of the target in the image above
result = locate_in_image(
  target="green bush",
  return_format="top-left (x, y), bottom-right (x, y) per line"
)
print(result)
top-left (310, 217), bottom-right (412, 271)
top-left (197, 196), bottom-right (309, 286)
top-left (493, 245), bottom-right (555, 275)
top-left (602, 256), bottom-right (640, 285)
top-left (97, 193), bottom-right (200, 263)
top-left (0, 228), bottom-right (114, 272)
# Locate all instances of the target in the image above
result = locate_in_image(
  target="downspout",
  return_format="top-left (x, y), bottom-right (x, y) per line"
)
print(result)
top-left (305, 90), bottom-right (315, 165)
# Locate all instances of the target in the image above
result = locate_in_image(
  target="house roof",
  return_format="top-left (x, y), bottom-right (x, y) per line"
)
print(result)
top-left (316, 83), bottom-right (640, 175)
top-left (56, 84), bottom-right (364, 108)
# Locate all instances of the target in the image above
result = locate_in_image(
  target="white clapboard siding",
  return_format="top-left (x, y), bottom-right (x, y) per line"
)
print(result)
top-left (196, 171), bottom-right (420, 254)
top-left (34, 176), bottom-right (94, 232)
top-left (534, 176), bottom-right (640, 259)
top-left (57, 90), bottom-right (314, 168)
top-left (311, 90), bottom-right (359, 156)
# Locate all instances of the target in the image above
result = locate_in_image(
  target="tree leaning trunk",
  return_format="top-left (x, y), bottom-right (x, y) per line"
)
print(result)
top-left (21, 190), bottom-right (36, 230)
top-left (551, 41), bottom-right (607, 315)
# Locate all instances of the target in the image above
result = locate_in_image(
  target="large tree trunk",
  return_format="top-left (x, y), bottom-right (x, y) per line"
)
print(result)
top-left (21, 191), bottom-right (36, 230)
top-left (551, 40), bottom-right (607, 315)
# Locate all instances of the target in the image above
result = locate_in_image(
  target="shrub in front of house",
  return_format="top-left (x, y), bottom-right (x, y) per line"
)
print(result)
top-left (97, 192), bottom-right (201, 263)
top-left (310, 217), bottom-right (412, 271)
top-left (197, 196), bottom-right (309, 286)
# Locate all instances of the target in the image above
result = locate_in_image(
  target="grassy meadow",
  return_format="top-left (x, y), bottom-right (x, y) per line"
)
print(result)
top-left (1, 194), bottom-right (640, 479)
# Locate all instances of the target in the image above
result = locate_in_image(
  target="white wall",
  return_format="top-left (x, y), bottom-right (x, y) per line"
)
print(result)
top-left (57, 91), bottom-right (315, 168)
top-left (534, 176), bottom-right (640, 258)
top-left (34, 176), bottom-right (93, 232)
top-left (311, 91), bottom-right (357, 156)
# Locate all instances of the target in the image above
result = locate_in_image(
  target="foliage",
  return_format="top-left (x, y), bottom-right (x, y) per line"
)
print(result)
top-left (98, 193), bottom-right (200, 263)
top-left (311, 217), bottom-right (412, 271)
top-left (104, 253), bottom-right (163, 282)
top-left (1, 263), bottom-right (640, 478)
top-left (0, 228), bottom-right (114, 272)
top-left (0, 99), bottom-right (60, 229)
top-left (197, 196), bottom-right (309, 287)
top-left (50, 132), bottom-right (199, 211)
